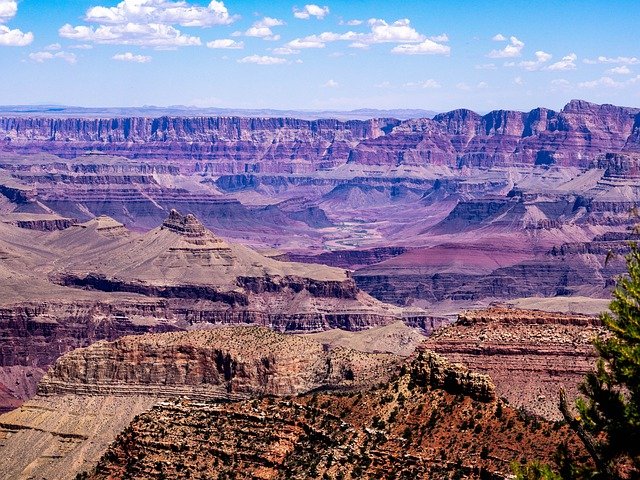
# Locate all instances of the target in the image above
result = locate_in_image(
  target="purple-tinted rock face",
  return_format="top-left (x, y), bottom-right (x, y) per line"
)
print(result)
top-left (350, 100), bottom-right (640, 169)
top-left (1, 100), bottom-right (639, 172)
top-left (0, 117), bottom-right (400, 174)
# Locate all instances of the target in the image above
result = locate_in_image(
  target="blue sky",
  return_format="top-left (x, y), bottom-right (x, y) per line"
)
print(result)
top-left (1, 0), bottom-right (639, 112)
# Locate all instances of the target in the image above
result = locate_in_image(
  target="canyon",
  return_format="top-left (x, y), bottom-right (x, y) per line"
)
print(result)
top-left (0, 100), bottom-right (638, 311)
top-left (0, 210), bottom-right (433, 415)
top-left (0, 325), bottom-right (590, 480)
top-left (0, 99), bottom-right (637, 478)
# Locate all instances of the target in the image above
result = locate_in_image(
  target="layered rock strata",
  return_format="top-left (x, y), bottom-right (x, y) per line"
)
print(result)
top-left (0, 326), bottom-right (403, 480)
top-left (1, 100), bottom-right (637, 170)
top-left (52, 210), bottom-right (416, 331)
top-left (423, 306), bottom-right (606, 419)
top-left (38, 327), bottom-right (402, 400)
top-left (85, 351), bottom-right (586, 480)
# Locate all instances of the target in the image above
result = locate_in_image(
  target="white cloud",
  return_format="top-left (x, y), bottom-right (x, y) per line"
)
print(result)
top-left (339, 19), bottom-right (362, 26)
top-left (584, 55), bottom-right (639, 65)
top-left (257, 17), bottom-right (285, 28)
top-left (44, 42), bottom-right (61, 51)
top-left (237, 54), bottom-right (286, 65)
top-left (293, 4), bottom-right (329, 20)
top-left (607, 65), bottom-right (631, 75)
top-left (59, 0), bottom-right (237, 48)
top-left (491, 33), bottom-right (506, 41)
top-left (405, 79), bottom-right (441, 88)
top-left (287, 37), bottom-right (325, 49)
top-left (477, 81), bottom-right (488, 89)
top-left (517, 50), bottom-right (552, 70)
top-left (323, 79), bottom-right (338, 87)
top-left (0, 0), bottom-right (17, 23)
top-left (29, 50), bottom-right (77, 64)
top-left (578, 76), bottom-right (623, 88)
top-left (0, 25), bottom-right (33, 46)
top-left (113, 51), bottom-right (152, 62)
top-left (367, 18), bottom-right (423, 43)
top-left (85, 0), bottom-right (235, 27)
top-left (59, 23), bottom-right (201, 48)
top-left (285, 18), bottom-right (448, 55)
top-left (0, 1), bottom-right (33, 47)
top-left (69, 44), bottom-right (93, 49)
top-left (456, 82), bottom-right (470, 91)
top-left (375, 80), bottom-right (391, 88)
top-left (514, 76), bottom-right (524, 85)
top-left (206, 38), bottom-right (243, 49)
top-left (392, 38), bottom-right (450, 55)
top-left (429, 33), bottom-right (449, 42)
top-left (488, 35), bottom-right (524, 58)
top-left (547, 53), bottom-right (577, 71)
top-left (244, 17), bottom-right (284, 41)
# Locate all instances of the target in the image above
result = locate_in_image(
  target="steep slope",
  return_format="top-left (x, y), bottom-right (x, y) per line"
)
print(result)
top-left (423, 306), bottom-right (606, 419)
top-left (0, 326), bottom-right (402, 480)
top-left (0, 213), bottom-right (424, 414)
top-left (38, 327), bottom-right (401, 399)
top-left (0, 117), bottom-right (396, 172)
top-left (54, 209), bottom-right (412, 330)
top-left (86, 350), bottom-right (588, 480)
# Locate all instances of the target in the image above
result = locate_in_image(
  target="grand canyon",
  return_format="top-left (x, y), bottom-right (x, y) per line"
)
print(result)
top-left (0, 96), bottom-right (636, 478)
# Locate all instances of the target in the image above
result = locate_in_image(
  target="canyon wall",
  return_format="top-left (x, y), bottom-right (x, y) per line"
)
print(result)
top-left (0, 100), bottom-right (639, 172)
top-left (423, 306), bottom-right (605, 419)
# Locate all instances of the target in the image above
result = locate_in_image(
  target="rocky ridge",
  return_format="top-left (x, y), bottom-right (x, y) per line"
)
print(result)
top-left (0, 101), bottom-right (639, 311)
top-left (1, 101), bottom-right (638, 170)
top-left (0, 326), bottom-right (403, 480)
top-left (38, 327), bottom-right (402, 400)
top-left (423, 306), bottom-right (606, 419)
top-left (0, 307), bottom-right (596, 479)
top-left (0, 211), bottom-right (428, 414)
top-left (84, 350), bottom-right (585, 480)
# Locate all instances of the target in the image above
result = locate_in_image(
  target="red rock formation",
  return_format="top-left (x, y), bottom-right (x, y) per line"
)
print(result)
top-left (423, 306), bottom-right (606, 419)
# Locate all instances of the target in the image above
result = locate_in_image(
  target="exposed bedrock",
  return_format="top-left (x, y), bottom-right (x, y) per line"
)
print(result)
top-left (0, 301), bottom-right (179, 369)
top-left (1, 215), bottom-right (76, 231)
top-left (348, 100), bottom-right (640, 168)
top-left (1, 328), bottom-right (558, 480)
top-left (0, 299), bottom-right (180, 411)
top-left (355, 229), bottom-right (636, 305)
top-left (37, 327), bottom-right (402, 400)
top-left (355, 272), bottom-right (478, 305)
top-left (424, 306), bottom-right (605, 419)
top-left (0, 117), bottom-right (398, 173)
top-left (277, 246), bottom-right (409, 269)
top-left (0, 100), bottom-right (638, 172)
top-left (595, 152), bottom-right (640, 179)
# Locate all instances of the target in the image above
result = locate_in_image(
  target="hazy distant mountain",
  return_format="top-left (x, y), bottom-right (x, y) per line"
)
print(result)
top-left (0, 105), bottom-right (439, 120)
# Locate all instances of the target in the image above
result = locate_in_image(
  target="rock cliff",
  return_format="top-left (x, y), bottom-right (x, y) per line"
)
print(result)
top-left (84, 350), bottom-right (584, 480)
top-left (0, 117), bottom-right (397, 173)
top-left (38, 327), bottom-right (402, 400)
top-left (0, 100), bottom-right (638, 172)
top-left (423, 306), bottom-right (606, 419)
top-left (0, 326), bottom-right (403, 480)
top-left (52, 209), bottom-right (414, 331)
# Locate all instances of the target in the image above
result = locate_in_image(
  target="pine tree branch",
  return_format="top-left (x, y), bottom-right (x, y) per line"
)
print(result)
top-left (559, 388), bottom-right (613, 478)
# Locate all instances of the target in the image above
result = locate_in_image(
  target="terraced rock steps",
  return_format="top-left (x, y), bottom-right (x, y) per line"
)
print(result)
top-left (87, 350), bottom-right (587, 480)
top-left (424, 306), bottom-right (606, 419)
